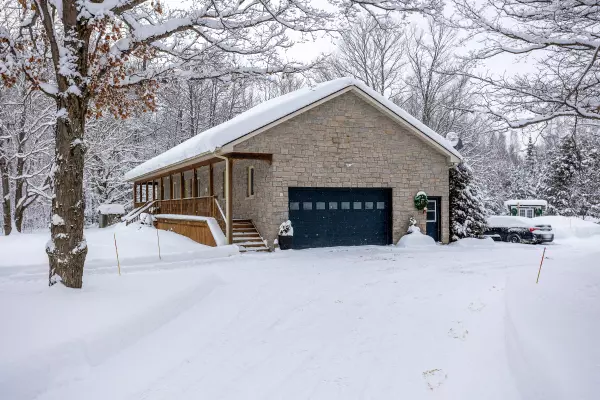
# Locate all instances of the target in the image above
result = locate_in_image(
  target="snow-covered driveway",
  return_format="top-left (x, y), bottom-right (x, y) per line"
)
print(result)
top-left (1, 237), bottom-right (599, 400)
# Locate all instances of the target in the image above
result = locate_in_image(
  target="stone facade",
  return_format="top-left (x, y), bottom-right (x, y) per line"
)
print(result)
top-left (224, 90), bottom-right (451, 246)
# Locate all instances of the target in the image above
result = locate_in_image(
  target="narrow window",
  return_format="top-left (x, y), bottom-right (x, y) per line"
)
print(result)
top-left (247, 166), bottom-right (255, 197)
top-left (290, 202), bottom-right (300, 210)
top-left (341, 202), bottom-right (350, 210)
top-left (303, 202), bottom-right (313, 210)
top-left (365, 202), bottom-right (374, 210)
top-left (329, 202), bottom-right (338, 210)
top-left (353, 201), bottom-right (362, 210)
top-left (376, 202), bottom-right (385, 209)
top-left (316, 201), bottom-right (326, 210)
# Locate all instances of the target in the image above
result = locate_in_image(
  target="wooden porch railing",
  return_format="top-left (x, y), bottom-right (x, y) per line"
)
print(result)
top-left (157, 197), bottom-right (213, 216)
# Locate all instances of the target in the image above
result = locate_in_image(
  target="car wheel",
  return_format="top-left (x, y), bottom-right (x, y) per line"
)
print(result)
top-left (507, 234), bottom-right (521, 244)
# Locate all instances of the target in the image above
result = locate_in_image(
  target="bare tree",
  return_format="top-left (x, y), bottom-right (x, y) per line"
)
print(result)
top-left (402, 20), bottom-right (473, 135)
top-left (318, 16), bottom-right (406, 99)
top-left (0, 76), bottom-right (54, 235)
top-left (454, 0), bottom-right (600, 128)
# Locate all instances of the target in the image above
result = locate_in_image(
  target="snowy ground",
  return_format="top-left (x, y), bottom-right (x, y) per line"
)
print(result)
top-left (1, 226), bottom-right (599, 399)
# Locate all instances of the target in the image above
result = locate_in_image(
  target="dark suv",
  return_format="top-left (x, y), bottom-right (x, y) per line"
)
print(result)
top-left (485, 216), bottom-right (554, 244)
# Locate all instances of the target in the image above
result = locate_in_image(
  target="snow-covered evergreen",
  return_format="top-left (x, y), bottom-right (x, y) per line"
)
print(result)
top-left (449, 162), bottom-right (488, 241)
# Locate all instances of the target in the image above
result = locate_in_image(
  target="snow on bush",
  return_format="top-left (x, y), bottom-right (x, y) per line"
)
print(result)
top-left (397, 230), bottom-right (435, 248)
top-left (278, 220), bottom-right (293, 236)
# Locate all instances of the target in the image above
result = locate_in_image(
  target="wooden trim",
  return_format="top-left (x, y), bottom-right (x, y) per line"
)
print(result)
top-left (192, 167), bottom-right (198, 198)
top-left (154, 217), bottom-right (217, 247)
top-left (208, 163), bottom-right (214, 197)
top-left (226, 152), bottom-right (273, 164)
top-left (159, 177), bottom-right (163, 200)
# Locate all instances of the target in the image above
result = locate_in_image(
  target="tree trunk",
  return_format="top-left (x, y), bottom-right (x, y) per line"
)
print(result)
top-left (0, 152), bottom-right (10, 236)
top-left (46, 99), bottom-right (88, 288)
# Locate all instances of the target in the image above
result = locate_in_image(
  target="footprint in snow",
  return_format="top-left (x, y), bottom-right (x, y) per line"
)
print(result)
top-left (447, 321), bottom-right (468, 340)
top-left (468, 300), bottom-right (486, 312)
top-left (422, 369), bottom-right (447, 390)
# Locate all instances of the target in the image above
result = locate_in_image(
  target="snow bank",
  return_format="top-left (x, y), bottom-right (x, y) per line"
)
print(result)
top-left (397, 231), bottom-right (436, 248)
top-left (0, 223), bottom-right (237, 271)
top-left (505, 249), bottom-right (600, 399)
top-left (533, 216), bottom-right (600, 239)
top-left (450, 237), bottom-right (495, 248)
top-left (124, 77), bottom-right (461, 181)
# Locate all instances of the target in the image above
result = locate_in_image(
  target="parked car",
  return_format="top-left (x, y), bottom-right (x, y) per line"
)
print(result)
top-left (485, 216), bottom-right (554, 244)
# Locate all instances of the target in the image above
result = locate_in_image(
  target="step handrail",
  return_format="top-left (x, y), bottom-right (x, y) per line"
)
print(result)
top-left (124, 200), bottom-right (157, 225)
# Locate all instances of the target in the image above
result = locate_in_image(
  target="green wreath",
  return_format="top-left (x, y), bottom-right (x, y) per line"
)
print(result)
top-left (510, 207), bottom-right (518, 216)
top-left (414, 191), bottom-right (428, 211)
top-left (535, 207), bottom-right (543, 217)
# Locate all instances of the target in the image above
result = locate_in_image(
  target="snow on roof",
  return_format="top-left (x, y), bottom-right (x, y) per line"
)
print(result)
top-left (97, 204), bottom-right (125, 215)
top-left (504, 200), bottom-right (548, 208)
top-left (124, 77), bottom-right (463, 181)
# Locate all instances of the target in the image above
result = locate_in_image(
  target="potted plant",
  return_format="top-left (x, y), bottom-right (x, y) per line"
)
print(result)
top-left (278, 220), bottom-right (294, 250)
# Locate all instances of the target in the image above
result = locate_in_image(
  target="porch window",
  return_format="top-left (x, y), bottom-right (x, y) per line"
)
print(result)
top-left (155, 179), bottom-right (161, 200)
top-left (197, 167), bottom-right (208, 196)
top-left (172, 174), bottom-right (181, 199)
top-left (247, 166), bottom-right (255, 197)
top-left (163, 176), bottom-right (171, 200)
top-left (183, 170), bottom-right (193, 198)
top-left (141, 184), bottom-right (146, 202)
top-left (519, 208), bottom-right (526, 217)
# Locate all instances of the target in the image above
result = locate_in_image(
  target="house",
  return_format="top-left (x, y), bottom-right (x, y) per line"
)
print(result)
top-left (124, 78), bottom-right (462, 251)
top-left (504, 199), bottom-right (548, 218)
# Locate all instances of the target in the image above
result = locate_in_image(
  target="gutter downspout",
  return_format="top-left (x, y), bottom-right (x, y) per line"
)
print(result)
top-left (215, 153), bottom-right (233, 245)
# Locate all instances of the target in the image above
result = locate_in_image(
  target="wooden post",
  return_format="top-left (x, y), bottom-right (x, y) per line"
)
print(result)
top-left (114, 233), bottom-right (121, 276)
top-left (226, 158), bottom-right (233, 244)
top-left (192, 168), bottom-right (198, 198)
top-left (159, 176), bottom-right (163, 201)
top-left (208, 163), bottom-right (214, 197)
top-left (170, 173), bottom-right (174, 201)
top-left (536, 247), bottom-right (547, 284)
top-left (133, 183), bottom-right (137, 204)
top-left (145, 182), bottom-right (149, 203)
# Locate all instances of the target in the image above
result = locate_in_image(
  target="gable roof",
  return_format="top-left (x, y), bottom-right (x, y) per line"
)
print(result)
top-left (125, 77), bottom-right (462, 181)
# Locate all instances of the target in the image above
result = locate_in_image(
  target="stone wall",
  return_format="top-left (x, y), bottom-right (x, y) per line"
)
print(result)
top-left (229, 90), bottom-right (452, 245)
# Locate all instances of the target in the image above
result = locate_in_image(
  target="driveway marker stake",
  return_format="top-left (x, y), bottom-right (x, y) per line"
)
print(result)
top-left (536, 247), bottom-right (546, 284)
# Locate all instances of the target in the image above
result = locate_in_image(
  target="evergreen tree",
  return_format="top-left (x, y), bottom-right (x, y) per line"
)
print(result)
top-left (449, 162), bottom-right (488, 241)
top-left (544, 135), bottom-right (581, 216)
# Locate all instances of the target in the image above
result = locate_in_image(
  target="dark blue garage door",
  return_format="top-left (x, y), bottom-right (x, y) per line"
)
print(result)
top-left (288, 188), bottom-right (392, 249)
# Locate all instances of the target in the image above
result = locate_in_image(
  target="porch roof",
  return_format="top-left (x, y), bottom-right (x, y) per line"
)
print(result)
top-left (124, 77), bottom-right (463, 182)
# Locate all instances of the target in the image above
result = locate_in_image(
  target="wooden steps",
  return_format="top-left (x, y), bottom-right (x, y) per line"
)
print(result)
top-left (232, 219), bottom-right (269, 252)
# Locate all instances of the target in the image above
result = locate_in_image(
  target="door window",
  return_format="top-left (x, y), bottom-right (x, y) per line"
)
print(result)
top-left (519, 208), bottom-right (526, 217)
top-left (329, 202), bottom-right (338, 210)
top-left (303, 202), bottom-right (313, 210)
top-left (376, 202), bottom-right (385, 209)
top-left (427, 200), bottom-right (437, 222)
top-left (316, 202), bottom-right (326, 210)
top-left (526, 209), bottom-right (533, 218)
top-left (353, 201), bottom-right (362, 209)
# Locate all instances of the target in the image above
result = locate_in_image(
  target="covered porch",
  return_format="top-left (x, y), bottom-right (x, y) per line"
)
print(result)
top-left (130, 152), bottom-right (272, 246)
